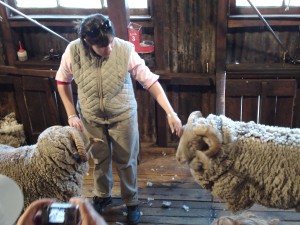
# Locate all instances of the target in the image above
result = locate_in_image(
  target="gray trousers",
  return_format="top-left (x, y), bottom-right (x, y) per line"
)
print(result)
top-left (82, 112), bottom-right (140, 206)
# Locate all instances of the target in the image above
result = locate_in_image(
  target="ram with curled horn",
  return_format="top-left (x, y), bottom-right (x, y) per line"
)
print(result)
top-left (176, 111), bottom-right (300, 213)
top-left (0, 125), bottom-right (103, 207)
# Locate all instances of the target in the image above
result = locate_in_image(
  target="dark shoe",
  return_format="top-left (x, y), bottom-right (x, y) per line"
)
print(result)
top-left (127, 205), bottom-right (141, 225)
top-left (92, 196), bottom-right (112, 214)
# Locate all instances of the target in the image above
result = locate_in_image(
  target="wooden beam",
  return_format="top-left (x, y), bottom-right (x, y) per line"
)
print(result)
top-left (215, 0), bottom-right (228, 115)
top-left (226, 63), bottom-right (300, 76)
top-left (151, 0), bottom-right (165, 70)
top-left (228, 19), bottom-right (300, 28)
top-left (155, 71), bottom-right (215, 86)
top-left (107, 0), bottom-right (130, 41)
top-left (0, 65), bottom-right (56, 77)
top-left (0, 4), bottom-right (16, 66)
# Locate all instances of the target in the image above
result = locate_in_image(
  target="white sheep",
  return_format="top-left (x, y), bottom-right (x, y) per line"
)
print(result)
top-left (176, 111), bottom-right (300, 213)
top-left (210, 212), bottom-right (280, 225)
top-left (0, 125), bottom-right (100, 207)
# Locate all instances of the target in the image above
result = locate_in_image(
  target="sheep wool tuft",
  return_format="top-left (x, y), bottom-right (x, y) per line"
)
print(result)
top-left (210, 212), bottom-right (280, 225)
top-left (0, 125), bottom-right (91, 207)
top-left (0, 112), bottom-right (25, 147)
top-left (176, 111), bottom-right (300, 213)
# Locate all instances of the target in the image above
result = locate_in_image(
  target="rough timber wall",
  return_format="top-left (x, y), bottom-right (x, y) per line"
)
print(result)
top-left (153, 0), bottom-right (217, 73)
top-left (142, 0), bottom-right (218, 144)
top-left (227, 27), bottom-right (300, 64)
top-left (0, 27), bottom-right (5, 65)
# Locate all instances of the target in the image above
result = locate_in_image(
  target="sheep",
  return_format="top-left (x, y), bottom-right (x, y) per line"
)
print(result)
top-left (0, 125), bottom-right (101, 207)
top-left (0, 112), bottom-right (26, 147)
top-left (210, 212), bottom-right (280, 225)
top-left (176, 111), bottom-right (300, 213)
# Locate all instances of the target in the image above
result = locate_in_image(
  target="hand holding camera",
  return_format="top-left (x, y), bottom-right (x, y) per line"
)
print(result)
top-left (17, 197), bottom-right (107, 225)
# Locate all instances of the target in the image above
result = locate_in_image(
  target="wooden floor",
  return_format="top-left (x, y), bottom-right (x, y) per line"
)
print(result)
top-left (81, 144), bottom-right (300, 225)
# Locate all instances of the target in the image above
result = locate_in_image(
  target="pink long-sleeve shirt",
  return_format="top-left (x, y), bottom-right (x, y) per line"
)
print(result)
top-left (55, 40), bottom-right (159, 90)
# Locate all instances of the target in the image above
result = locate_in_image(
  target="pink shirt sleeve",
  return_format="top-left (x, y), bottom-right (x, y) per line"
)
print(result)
top-left (128, 49), bottom-right (159, 90)
top-left (55, 44), bottom-right (73, 83)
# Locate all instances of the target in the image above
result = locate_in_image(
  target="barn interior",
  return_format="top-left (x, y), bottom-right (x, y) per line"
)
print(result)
top-left (1, 0), bottom-right (300, 224)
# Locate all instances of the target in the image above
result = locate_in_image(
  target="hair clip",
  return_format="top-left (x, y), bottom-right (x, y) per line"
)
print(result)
top-left (100, 19), bottom-right (111, 32)
top-left (86, 19), bottom-right (111, 38)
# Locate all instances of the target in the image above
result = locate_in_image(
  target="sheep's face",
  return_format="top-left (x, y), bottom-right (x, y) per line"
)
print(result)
top-left (176, 111), bottom-right (222, 165)
top-left (176, 111), bottom-right (201, 163)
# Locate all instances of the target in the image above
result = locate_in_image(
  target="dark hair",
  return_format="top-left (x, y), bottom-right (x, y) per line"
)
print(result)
top-left (77, 13), bottom-right (115, 49)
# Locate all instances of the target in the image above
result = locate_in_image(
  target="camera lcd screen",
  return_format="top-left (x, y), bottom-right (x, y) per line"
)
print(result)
top-left (48, 207), bottom-right (65, 223)
top-left (42, 202), bottom-right (78, 225)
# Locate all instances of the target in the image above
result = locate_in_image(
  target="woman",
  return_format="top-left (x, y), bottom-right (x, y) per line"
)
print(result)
top-left (55, 13), bottom-right (182, 225)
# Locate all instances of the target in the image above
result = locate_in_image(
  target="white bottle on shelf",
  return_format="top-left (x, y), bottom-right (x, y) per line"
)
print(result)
top-left (17, 41), bottom-right (28, 62)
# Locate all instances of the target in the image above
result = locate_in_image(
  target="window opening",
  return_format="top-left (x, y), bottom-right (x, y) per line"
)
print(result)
top-left (8, 0), bottom-right (149, 17)
top-left (0, 0), bottom-right (70, 43)
top-left (230, 0), bottom-right (300, 15)
top-left (236, 0), bottom-right (300, 7)
top-left (14, 0), bottom-right (147, 9)
top-left (16, 0), bottom-right (57, 8)
top-left (59, 0), bottom-right (107, 9)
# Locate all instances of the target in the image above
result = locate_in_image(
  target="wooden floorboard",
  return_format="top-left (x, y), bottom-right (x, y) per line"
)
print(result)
top-left (81, 144), bottom-right (300, 225)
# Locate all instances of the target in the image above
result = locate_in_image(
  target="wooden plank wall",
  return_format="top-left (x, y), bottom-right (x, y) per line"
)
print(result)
top-left (227, 27), bottom-right (299, 64)
top-left (152, 0), bottom-right (217, 73)
top-left (12, 26), bottom-right (74, 60)
top-left (0, 75), bottom-right (61, 143)
top-left (226, 26), bottom-right (300, 128)
top-left (226, 79), bottom-right (297, 127)
top-left (150, 0), bottom-right (217, 144)
top-left (0, 76), bottom-right (19, 118)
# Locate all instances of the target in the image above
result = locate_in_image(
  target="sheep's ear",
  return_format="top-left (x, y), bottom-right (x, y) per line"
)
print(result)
top-left (187, 111), bottom-right (203, 124)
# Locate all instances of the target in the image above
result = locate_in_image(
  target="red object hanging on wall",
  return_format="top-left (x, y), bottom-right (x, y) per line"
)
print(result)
top-left (127, 22), bottom-right (154, 54)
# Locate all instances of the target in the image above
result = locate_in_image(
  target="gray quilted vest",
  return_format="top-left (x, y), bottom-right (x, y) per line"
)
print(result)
top-left (69, 38), bottom-right (137, 125)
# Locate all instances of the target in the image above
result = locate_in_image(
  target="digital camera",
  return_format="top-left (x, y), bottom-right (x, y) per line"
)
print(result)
top-left (41, 202), bottom-right (80, 225)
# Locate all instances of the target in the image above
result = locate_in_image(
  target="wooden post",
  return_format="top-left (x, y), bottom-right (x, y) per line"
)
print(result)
top-left (0, 4), bottom-right (16, 66)
top-left (152, 0), bottom-right (165, 70)
top-left (151, 0), bottom-right (169, 146)
top-left (215, 0), bottom-right (228, 115)
top-left (107, 0), bottom-right (130, 41)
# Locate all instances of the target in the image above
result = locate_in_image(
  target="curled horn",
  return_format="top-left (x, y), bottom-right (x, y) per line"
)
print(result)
top-left (190, 150), bottom-right (210, 171)
top-left (193, 125), bottom-right (222, 158)
top-left (68, 128), bottom-right (104, 162)
top-left (68, 127), bottom-right (88, 162)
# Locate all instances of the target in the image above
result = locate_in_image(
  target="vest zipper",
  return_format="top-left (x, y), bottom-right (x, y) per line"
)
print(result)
top-left (98, 68), bottom-right (103, 111)
top-left (98, 66), bottom-right (104, 113)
